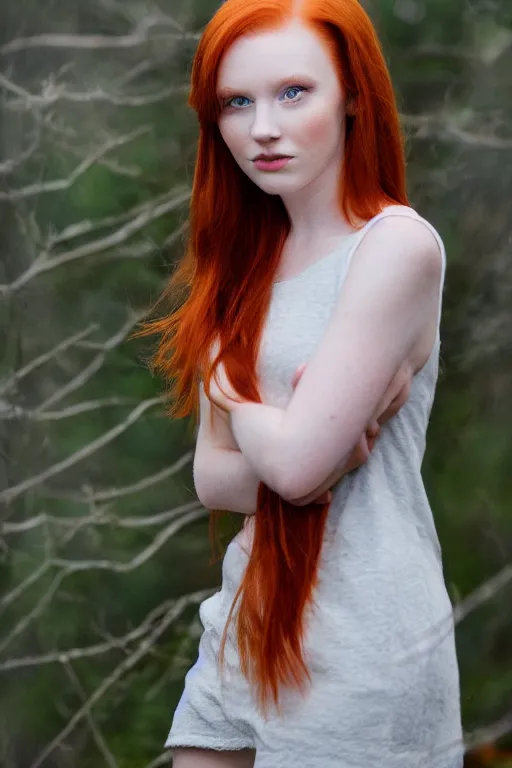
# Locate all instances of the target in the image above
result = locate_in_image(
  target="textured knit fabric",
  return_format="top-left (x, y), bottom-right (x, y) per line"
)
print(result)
top-left (165, 206), bottom-right (464, 768)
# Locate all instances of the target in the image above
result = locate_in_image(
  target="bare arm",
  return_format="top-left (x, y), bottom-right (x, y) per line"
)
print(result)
top-left (194, 381), bottom-right (335, 513)
top-left (228, 217), bottom-right (442, 500)
top-left (289, 360), bottom-right (412, 505)
top-left (193, 382), bottom-right (261, 515)
top-left (199, 294), bottom-right (415, 512)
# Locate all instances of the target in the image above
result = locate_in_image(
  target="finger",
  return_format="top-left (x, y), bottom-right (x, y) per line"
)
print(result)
top-left (366, 420), bottom-right (380, 438)
top-left (378, 383), bottom-right (411, 424)
top-left (374, 365), bottom-right (413, 424)
top-left (380, 385), bottom-right (410, 423)
top-left (358, 435), bottom-right (370, 462)
top-left (396, 379), bottom-right (411, 407)
top-left (388, 380), bottom-right (410, 411)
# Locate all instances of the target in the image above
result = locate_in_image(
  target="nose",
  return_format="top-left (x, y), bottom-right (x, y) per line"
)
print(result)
top-left (250, 102), bottom-right (281, 142)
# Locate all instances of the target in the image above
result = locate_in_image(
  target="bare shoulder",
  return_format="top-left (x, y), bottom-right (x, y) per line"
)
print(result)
top-left (349, 209), bottom-right (444, 287)
top-left (337, 209), bottom-right (444, 372)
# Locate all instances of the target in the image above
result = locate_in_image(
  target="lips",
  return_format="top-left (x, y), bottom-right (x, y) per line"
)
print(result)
top-left (253, 155), bottom-right (292, 172)
top-left (254, 154), bottom-right (292, 161)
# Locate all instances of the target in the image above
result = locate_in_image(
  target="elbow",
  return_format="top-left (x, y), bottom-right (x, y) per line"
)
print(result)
top-left (277, 457), bottom-right (336, 503)
top-left (251, 460), bottom-right (296, 503)
top-left (195, 485), bottom-right (212, 510)
top-left (276, 465), bottom-right (311, 504)
top-left (193, 454), bottom-right (214, 510)
top-left (193, 476), bottom-right (212, 510)
top-left (270, 434), bottom-right (327, 501)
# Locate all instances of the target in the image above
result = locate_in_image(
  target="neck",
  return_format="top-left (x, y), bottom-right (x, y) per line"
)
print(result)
top-left (279, 145), bottom-right (357, 246)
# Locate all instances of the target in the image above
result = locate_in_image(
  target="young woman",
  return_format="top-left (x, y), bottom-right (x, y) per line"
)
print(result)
top-left (136, 0), bottom-right (463, 765)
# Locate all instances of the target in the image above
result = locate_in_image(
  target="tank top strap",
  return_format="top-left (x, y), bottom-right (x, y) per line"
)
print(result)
top-left (344, 205), bottom-right (447, 328)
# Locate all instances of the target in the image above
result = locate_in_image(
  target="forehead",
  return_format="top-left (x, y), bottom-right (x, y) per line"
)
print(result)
top-left (217, 21), bottom-right (334, 91)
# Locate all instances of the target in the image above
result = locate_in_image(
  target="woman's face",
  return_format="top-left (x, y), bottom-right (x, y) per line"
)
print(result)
top-left (217, 20), bottom-right (347, 198)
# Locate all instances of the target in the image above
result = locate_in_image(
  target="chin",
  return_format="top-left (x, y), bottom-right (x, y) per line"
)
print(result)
top-left (250, 174), bottom-right (304, 196)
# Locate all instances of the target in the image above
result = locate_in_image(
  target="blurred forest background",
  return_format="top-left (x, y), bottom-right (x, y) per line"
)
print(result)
top-left (0, 0), bottom-right (511, 766)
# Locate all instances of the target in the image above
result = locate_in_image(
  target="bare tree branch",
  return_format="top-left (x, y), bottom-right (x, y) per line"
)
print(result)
top-left (34, 347), bottom-right (112, 414)
top-left (48, 190), bottom-right (180, 246)
top-left (0, 513), bottom-right (102, 621)
top-left (34, 312), bottom-right (145, 413)
top-left (0, 9), bottom-right (213, 766)
top-left (28, 588), bottom-right (212, 768)
top-left (0, 595), bottom-right (201, 671)
top-left (427, 708), bottom-right (512, 763)
top-left (0, 323), bottom-right (99, 398)
top-left (394, 562), bottom-right (512, 665)
top-left (41, 189), bottom-right (188, 268)
top-left (0, 571), bottom-right (66, 655)
top-left (0, 189), bottom-right (190, 294)
top-left (95, 155), bottom-right (143, 178)
top-left (3, 496), bottom-right (198, 536)
top-left (402, 112), bottom-right (512, 149)
top-left (0, 72), bottom-right (34, 100)
top-left (143, 752), bottom-right (172, 768)
top-left (0, 129), bottom-right (41, 175)
top-left (116, 60), bottom-right (154, 87)
top-left (464, 709), bottom-right (512, 753)
top-left (50, 507), bottom-right (208, 574)
top-left (0, 125), bottom-right (151, 202)
top-left (87, 218), bottom-right (188, 262)
top-left (36, 111), bottom-right (144, 177)
top-left (144, 612), bottom-right (200, 701)
top-left (3, 77), bottom-right (190, 111)
top-left (0, 507), bottom-right (208, 655)
top-left (0, 396), bottom-right (148, 421)
top-left (0, 394), bottom-right (165, 504)
top-left (41, 452), bottom-right (194, 506)
top-left (0, 515), bottom-right (82, 614)
top-left (58, 138), bottom-right (144, 178)
top-left (454, 562), bottom-right (512, 624)
top-left (64, 661), bottom-right (120, 768)
top-left (0, 560), bottom-right (52, 611)
top-left (1, 29), bottom-right (200, 56)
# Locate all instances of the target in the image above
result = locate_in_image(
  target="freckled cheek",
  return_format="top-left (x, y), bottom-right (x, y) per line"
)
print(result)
top-left (293, 108), bottom-right (340, 149)
top-left (218, 120), bottom-right (248, 160)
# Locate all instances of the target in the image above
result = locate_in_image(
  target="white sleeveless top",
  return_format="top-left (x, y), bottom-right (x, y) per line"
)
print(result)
top-left (166, 205), bottom-right (464, 768)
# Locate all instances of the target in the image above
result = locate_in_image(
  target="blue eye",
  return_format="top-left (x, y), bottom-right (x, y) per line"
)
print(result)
top-left (282, 86), bottom-right (306, 101)
top-left (222, 84), bottom-right (308, 110)
top-left (225, 95), bottom-right (252, 109)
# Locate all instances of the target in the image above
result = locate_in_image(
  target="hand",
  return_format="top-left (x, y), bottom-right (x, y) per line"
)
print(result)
top-left (206, 340), bottom-right (247, 414)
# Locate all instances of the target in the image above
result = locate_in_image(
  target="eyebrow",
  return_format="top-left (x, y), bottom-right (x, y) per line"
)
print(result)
top-left (217, 74), bottom-right (317, 98)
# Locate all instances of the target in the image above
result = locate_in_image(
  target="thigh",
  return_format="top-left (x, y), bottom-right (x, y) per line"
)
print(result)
top-left (172, 747), bottom-right (256, 768)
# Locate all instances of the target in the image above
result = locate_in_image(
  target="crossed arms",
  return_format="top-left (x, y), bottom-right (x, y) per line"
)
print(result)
top-left (194, 216), bottom-right (443, 511)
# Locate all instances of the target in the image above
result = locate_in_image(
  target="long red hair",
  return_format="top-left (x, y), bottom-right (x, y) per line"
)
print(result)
top-left (132, 0), bottom-right (408, 715)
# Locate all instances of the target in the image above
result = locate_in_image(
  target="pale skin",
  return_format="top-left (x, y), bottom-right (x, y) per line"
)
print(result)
top-left (214, 215), bottom-right (441, 503)
top-left (173, 18), bottom-right (440, 768)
